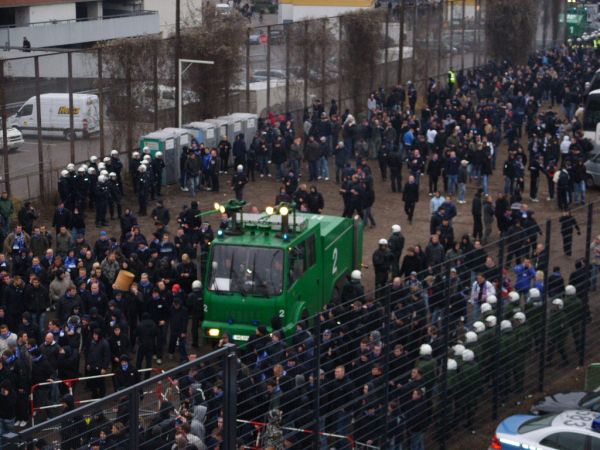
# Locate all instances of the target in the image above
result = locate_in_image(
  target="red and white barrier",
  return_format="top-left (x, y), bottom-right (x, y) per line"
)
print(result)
top-left (29, 368), bottom-right (164, 425)
top-left (236, 418), bottom-right (381, 450)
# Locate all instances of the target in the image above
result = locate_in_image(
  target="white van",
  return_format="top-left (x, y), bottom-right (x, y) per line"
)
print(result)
top-left (8, 93), bottom-right (100, 140)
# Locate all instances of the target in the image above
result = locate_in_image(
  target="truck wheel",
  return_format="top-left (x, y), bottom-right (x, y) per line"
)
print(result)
top-left (64, 130), bottom-right (76, 141)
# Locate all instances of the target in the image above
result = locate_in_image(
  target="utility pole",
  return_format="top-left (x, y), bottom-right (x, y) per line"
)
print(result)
top-left (175, 0), bottom-right (181, 128)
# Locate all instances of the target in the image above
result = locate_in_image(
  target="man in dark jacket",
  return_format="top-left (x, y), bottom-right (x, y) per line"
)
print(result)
top-left (135, 312), bottom-right (158, 377)
top-left (402, 175), bottom-right (419, 224)
top-left (51, 203), bottom-right (72, 235)
top-left (167, 298), bottom-right (188, 362)
top-left (115, 354), bottom-right (139, 391)
top-left (85, 328), bottom-right (111, 398)
top-left (471, 189), bottom-right (484, 240)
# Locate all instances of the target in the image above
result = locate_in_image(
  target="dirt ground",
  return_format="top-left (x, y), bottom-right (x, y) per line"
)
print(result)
top-left (31, 104), bottom-right (600, 447)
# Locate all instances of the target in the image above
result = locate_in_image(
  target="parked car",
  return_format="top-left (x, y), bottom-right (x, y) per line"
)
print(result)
top-left (489, 409), bottom-right (600, 450)
top-left (0, 126), bottom-right (24, 151)
top-left (248, 31), bottom-right (266, 45)
top-left (531, 391), bottom-right (600, 415)
top-left (585, 150), bottom-right (600, 188)
top-left (251, 69), bottom-right (287, 82)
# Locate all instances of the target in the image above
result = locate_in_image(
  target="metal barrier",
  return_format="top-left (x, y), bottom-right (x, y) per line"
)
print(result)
top-left (4, 344), bottom-right (238, 450)
top-left (29, 368), bottom-right (164, 425)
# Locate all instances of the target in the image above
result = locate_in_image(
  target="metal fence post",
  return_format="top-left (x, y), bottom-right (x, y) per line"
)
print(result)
top-left (303, 20), bottom-right (309, 114)
top-left (34, 56), bottom-right (45, 200)
top-left (398, 0), bottom-right (405, 84)
top-left (438, 262), bottom-right (452, 450)
top-left (461, 0), bottom-right (466, 71)
top-left (97, 48), bottom-right (105, 157)
top-left (266, 25), bottom-right (272, 115)
top-left (450, 1), bottom-right (455, 76)
top-left (68, 51), bottom-right (75, 162)
top-left (580, 203), bottom-right (594, 367)
top-left (321, 18), bottom-right (328, 105)
top-left (384, 11), bottom-right (390, 91)
top-left (246, 30), bottom-right (251, 112)
top-left (313, 309), bottom-right (322, 449)
top-left (436, 3), bottom-right (443, 83)
top-left (538, 220), bottom-right (552, 392)
top-left (223, 343), bottom-right (238, 450)
top-left (383, 284), bottom-right (392, 444)
top-left (338, 16), bottom-right (343, 113)
top-left (285, 23), bottom-right (290, 114)
top-left (411, 1), bottom-right (418, 82)
top-left (1, 60), bottom-right (11, 196)
top-left (125, 53), bottom-right (133, 159)
top-left (153, 41), bottom-right (159, 129)
top-left (129, 388), bottom-right (140, 448)
top-left (492, 238), bottom-right (505, 420)
top-left (425, 6), bottom-right (431, 82)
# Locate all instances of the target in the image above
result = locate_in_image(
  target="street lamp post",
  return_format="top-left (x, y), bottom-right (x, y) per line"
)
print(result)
top-left (178, 58), bottom-right (215, 128)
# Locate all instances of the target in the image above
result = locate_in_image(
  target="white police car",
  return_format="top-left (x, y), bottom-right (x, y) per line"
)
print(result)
top-left (489, 409), bottom-right (600, 449)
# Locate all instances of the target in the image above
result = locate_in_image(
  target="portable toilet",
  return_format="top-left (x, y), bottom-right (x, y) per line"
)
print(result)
top-left (217, 115), bottom-right (243, 141)
top-left (162, 127), bottom-right (192, 184)
top-left (139, 128), bottom-right (191, 185)
top-left (183, 121), bottom-right (218, 147)
top-left (205, 118), bottom-right (229, 143)
top-left (229, 112), bottom-right (258, 139)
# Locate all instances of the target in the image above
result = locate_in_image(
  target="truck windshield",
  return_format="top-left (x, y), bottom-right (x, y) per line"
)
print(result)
top-left (208, 245), bottom-right (284, 297)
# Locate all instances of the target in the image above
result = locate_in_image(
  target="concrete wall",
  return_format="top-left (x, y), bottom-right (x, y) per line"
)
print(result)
top-left (28, 2), bottom-right (76, 22)
top-left (4, 11), bottom-right (160, 48)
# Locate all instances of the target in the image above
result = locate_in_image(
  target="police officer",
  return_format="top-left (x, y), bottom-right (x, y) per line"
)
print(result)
top-left (480, 315), bottom-right (497, 381)
top-left (94, 175), bottom-right (110, 227)
top-left (373, 238), bottom-right (393, 289)
top-left (464, 330), bottom-right (481, 357)
top-left (447, 67), bottom-right (457, 94)
top-left (525, 288), bottom-right (544, 352)
top-left (87, 167), bottom-right (98, 209)
top-left (388, 224), bottom-right (405, 277)
top-left (89, 155), bottom-right (99, 173)
top-left (74, 165), bottom-right (89, 212)
top-left (547, 298), bottom-right (569, 366)
top-left (58, 170), bottom-right (72, 208)
top-left (143, 155), bottom-right (156, 200)
top-left (137, 164), bottom-right (149, 216)
top-left (480, 302), bottom-right (493, 320)
top-left (129, 151), bottom-right (141, 194)
top-left (446, 358), bottom-right (459, 427)
top-left (108, 172), bottom-right (122, 220)
top-left (504, 290), bottom-right (522, 319)
top-left (108, 149), bottom-right (124, 194)
top-left (152, 151), bottom-right (166, 197)
top-left (458, 349), bottom-right (480, 431)
top-left (452, 343), bottom-right (465, 371)
top-left (512, 312), bottom-right (528, 394)
top-left (340, 270), bottom-right (365, 304)
top-left (564, 285), bottom-right (583, 356)
top-left (416, 343), bottom-right (436, 396)
top-left (187, 280), bottom-right (204, 348)
top-left (231, 164), bottom-right (248, 201)
top-left (499, 320), bottom-right (515, 402)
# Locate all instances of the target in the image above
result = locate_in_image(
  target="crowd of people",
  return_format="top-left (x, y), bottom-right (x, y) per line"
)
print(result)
top-left (0, 37), bottom-right (597, 450)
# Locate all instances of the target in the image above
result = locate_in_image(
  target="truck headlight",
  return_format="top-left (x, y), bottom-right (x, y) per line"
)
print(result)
top-left (208, 328), bottom-right (220, 337)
